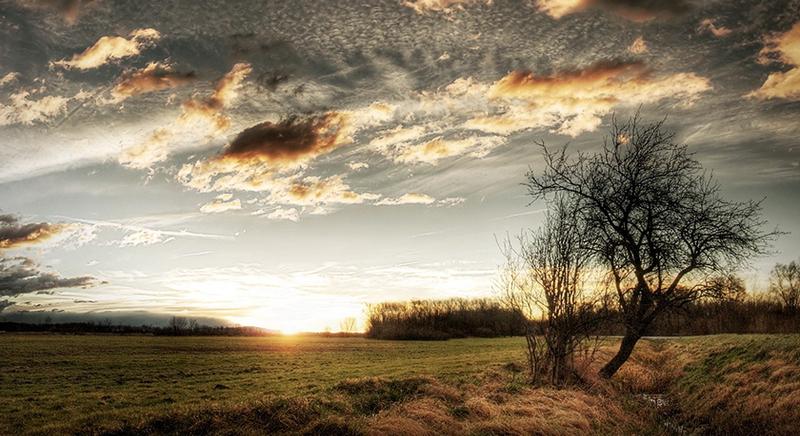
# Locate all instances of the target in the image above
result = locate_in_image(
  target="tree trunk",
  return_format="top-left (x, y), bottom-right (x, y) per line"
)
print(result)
top-left (599, 328), bottom-right (641, 378)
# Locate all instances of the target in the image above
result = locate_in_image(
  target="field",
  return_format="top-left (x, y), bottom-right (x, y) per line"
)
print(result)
top-left (1, 334), bottom-right (799, 435)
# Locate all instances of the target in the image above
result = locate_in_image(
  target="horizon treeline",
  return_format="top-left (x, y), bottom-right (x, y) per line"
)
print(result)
top-left (3, 292), bottom-right (798, 338)
top-left (365, 298), bottom-right (524, 340)
top-left (365, 293), bottom-right (800, 340)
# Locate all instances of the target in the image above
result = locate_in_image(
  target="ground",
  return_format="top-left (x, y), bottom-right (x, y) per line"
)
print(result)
top-left (1, 334), bottom-right (798, 435)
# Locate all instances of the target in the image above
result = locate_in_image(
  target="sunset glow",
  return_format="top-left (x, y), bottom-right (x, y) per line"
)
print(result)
top-left (1, 0), bottom-right (798, 333)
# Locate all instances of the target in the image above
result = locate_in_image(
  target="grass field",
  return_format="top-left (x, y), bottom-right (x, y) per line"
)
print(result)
top-left (1, 334), bottom-right (799, 435)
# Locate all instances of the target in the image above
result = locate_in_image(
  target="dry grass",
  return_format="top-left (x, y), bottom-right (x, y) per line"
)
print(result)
top-left (3, 334), bottom-right (799, 435)
top-left (670, 336), bottom-right (800, 435)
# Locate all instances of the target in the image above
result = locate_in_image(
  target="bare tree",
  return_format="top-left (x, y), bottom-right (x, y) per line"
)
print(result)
top-left (169, 316), bottom-right (188, 335)
top-left (500, 196), bottom-right (602, 386)
top-left (770, 261), bottom-right (800, 312)
top-left (339, 317), bottom-right (357, 333)
top-left (525, 114), bottom-right (775, 378)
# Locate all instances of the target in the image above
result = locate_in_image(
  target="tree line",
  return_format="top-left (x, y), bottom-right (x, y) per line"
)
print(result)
top-left (0, 318), bottom-right (277, 336)
top-left (364, 298), bottom-right (523, 340)
top-left (364, 288), bottom-right (800, 341)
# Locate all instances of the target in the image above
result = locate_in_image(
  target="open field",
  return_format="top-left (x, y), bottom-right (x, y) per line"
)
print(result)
top-left (1, 334), bottom-right (799, 435)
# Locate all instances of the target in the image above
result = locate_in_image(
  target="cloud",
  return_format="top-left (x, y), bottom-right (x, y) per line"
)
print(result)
top-left (748, 22), bottom-right (800, 101)
top-left (376, 193), bottom-right (436, 205)
top-left (393, 135), bottom-right (506, 165)
top-left (265, 207), bottom-right (300, 222)
top-left (534, 0), bottom-right (692, 21)
top-left (472, 60), bottom-right (711, 136)
top-left (0, 256), bottom-right (95, 297)
top-left (628, 36), bottom-right (648, 54)
top-left (176, 107), bottom-right (379, 210)
top-left (218, 113), bottom-right (351, 167)
top-left (0, 72), bottom-right (18, 86)
top-left (117, 229), bottom-right (169, 247)
top-left (0, 299), bottom-right (13, 312)
top-left (0, 215), bottom-right (67, 249)
top-left (0, 91), bottom-right (69, 126)
top-left (110, 62), bottom-right (196, 103)
top-left (438, 197), bottom-right (466, 207)
top-left (118, 63), bottom-right (252, 169)
top-left (370, 125), bottom-right (429, 151)
top-left (118, 128), bottom-right (173, 169)
top-left (200, 194), bottom-right (242, 213)
top-left (697, 18), bottom-right (732, 38)
top-left (179, 62), bottom-right (252, 133)
top-left (268, 175), bottom-right (379, 207)
top-left (402, 0), bottom-right (492, 14)
top-left (62, 215), bottom-right (231, 245)
top-left (347, 162), bottom-right (369, 171)
top-left (375, 194), bottom-right (463, 206)
top-left (53, 28), bottom-right (160, 70)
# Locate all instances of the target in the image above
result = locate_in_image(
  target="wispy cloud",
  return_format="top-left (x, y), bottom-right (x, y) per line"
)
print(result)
top-left (55, 215), bottom-right (234, 246)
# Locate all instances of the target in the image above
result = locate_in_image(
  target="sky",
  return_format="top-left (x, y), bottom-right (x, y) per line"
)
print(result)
top-left (0, 0), bottom-right (798, 332)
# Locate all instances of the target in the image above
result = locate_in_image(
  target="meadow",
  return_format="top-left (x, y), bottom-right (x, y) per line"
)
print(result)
top-left (1, 334), bottom-right (799, 435)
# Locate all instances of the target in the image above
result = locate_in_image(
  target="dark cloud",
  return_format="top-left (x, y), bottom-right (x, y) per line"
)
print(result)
top-left (0, 214), bottom-right (65, 249)
top-left (220, 113), bottom-right (350, 165)
top-left (0, 256), bottom-right (95, 297)
top-left (0, 299), bottom-right (14, 312)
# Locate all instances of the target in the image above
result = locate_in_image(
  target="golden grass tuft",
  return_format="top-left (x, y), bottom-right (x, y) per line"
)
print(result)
top-left (464, 396), bottom-right (500, 419)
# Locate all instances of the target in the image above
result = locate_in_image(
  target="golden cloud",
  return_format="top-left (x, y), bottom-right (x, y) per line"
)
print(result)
top-left (534, 0), bottom-right (691, 22)
top-left (628, 36), bottom-right (648, 54)
top-left (269, 176), bottom-right (379, 207)
top-left (471, 60), bottom-right (711, 136)
top-left (53, 28), bottom-right (160, 70)
top-left (402, 0), bottom-right (492, 14)
top-left (748, 22), bottom-right (800, 101)
top-left (698, 18), bottom-right (732, 38)
top-left (111, 62), bottom-right (196, 103)
top-left (179, 62), bottom-right (252, 133)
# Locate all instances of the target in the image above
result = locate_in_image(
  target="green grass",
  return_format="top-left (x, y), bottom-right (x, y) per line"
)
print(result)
top-left (2, 334), bottom-right (799, 435)
top-left (0, 334), bottom-right (526, 434)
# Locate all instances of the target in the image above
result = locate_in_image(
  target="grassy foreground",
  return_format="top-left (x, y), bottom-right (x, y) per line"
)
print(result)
top-left (1, 334), bottom-right (798, 435)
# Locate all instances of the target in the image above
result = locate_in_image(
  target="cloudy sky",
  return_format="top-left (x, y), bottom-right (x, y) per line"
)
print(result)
top-left (0, 0), bottom-right (798, 332)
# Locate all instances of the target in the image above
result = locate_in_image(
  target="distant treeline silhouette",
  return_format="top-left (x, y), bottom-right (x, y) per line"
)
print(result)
top-left (365, 298), bottom-right (525, 340)
top-left (627, 297), bottom-right (800, 336)
top-left (365, 296), bottom-right (800, 340)
top-left (0, 320), bottom-right (277, 336)
top-left (0, 317), bottom-right (366, 337)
